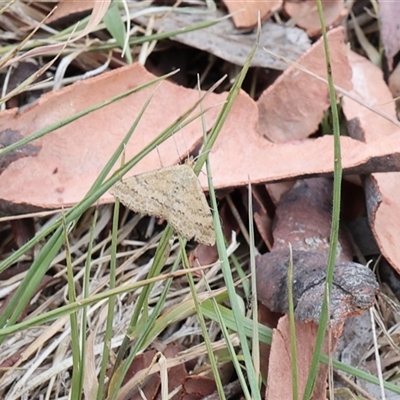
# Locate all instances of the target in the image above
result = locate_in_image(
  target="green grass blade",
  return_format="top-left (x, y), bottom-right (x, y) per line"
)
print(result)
top-left (62, 216), bottom-right (82, 398)
top-left (82, 209), bottom-right (99, 397)
top-left (204, 23), bottom-right (261, 400)
top-left (303, 1), bottom-right (343, 398)
top-left (107, 240), bottom-right (180, 399)
top-left (287, 244), bottom-right (299, 400)
top-left (0, 84), bottom-right (160, 333)
top-left (248, 182), bottom-right (261, 389)
top-left (0, 266), bottom-right (209, 337)
top-left (0, 226), bottom-right (64, 338)
top-left (0, 72), bottom-right (174, 159)
top-left (0, 77), bottom-right (226, 336)
top-left (180, 237), bottom-right (226, 400)
top-left (201, 302), bottom-right (400, 395)
top-left (104, 2), bottom-right (126, 49)
top-left (104, 1), bottom-right (132, 64)
top-left (96, 204), bottom-right (118, 400)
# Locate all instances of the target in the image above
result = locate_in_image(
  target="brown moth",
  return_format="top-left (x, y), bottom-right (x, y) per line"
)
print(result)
top-left (110, 162), bottom-right (215, 246)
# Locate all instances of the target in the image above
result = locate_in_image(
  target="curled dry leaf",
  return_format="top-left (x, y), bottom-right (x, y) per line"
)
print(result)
top-left (283, 0), bottom-right (348, 37)
top-left (189, 202), bottom-right (235, 268)
top-left (342, 51), bottom-right (400, 274)
top-left (115, 343), bottom-right (183, 400)
top-left (117, 350), bottom-right (160, 400)
top-left (189, 244), bottom-right (218, 269)
top-left (264, 181), bottom-right (295, 206)
top-left (251, 185), bottom-right (274, 251)
top-left (257, 27), bottom-right (352, 143)
top-left (222, 0), bottom-right (282, 29)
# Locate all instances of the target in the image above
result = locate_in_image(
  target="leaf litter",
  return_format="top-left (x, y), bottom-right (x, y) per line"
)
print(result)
top-left (257, 177), bottom-right (379, 399)
top-left (1, 1), bottom-right (400, 399)
top-left (283, 0), bottom-right (348, 37)
top-left (133, 6), bottom-right (311, 70)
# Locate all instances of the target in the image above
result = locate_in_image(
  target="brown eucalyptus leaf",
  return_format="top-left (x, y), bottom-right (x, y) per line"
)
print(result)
top-left (265, 316), bottom-right (333, 400)
top-left (0, 62), bottom-right (225, 213)
top-left (222, 0), bottom-right (282, 29)
top-left (257, 27), bottom-right (352, 143)
top-left (199, 90), bottom-right (400, 190)
top-left (342, 51), bottom-right (400, 274)
top-left (2, 61), bottom-right (400, 215)
top-left (283, 0), bottom-right (348, 37)
top-left (46, 0), bottom-right (97, 23)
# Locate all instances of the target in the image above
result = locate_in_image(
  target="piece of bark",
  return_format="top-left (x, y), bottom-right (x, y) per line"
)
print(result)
top-left (256, 250), bottom-right (378, 329)
top-left (2, 62), bottom-right (400, 215)
top-left (134, 8), bottom-right (310, 70)
top-left (271, 178), bottom-right (352, 257)
top-left (256, 178), bottom-right (378, 330)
